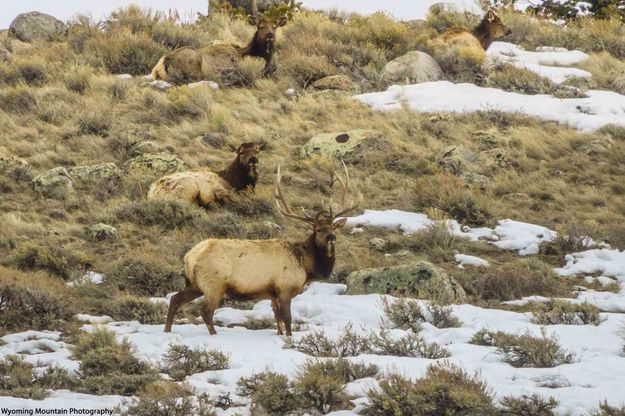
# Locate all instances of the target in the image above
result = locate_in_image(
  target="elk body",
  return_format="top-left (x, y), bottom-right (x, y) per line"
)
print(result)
top-left (164, 164), bottom-right (361, 336)
top-left (147, 143), bottom-right (260, 207)
top-left (150, 0), bottom-right (290, 82)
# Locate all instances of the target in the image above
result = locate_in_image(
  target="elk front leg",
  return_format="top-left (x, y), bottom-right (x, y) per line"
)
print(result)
top-left (271, 299), bottom-right (285, 335)
top-left (279, 296), bottom-right (292, 336)
top-left (200, 296), bottom-right (220, 335)
top-left (165, 287), bottom-right (203, 333)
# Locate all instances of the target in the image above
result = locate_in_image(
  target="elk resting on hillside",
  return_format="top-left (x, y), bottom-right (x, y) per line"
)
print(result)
top-left (147, 142), bottom-right (261, 207)
top-left (164, 163), bottom-right (362, 336)
top-left (150, 0), bottom-right (292, 82)
top-left (442, 8), bottom-right (511, 53)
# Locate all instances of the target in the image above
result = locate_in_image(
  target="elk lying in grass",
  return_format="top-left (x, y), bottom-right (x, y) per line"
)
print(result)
top-left (164, 164), bottom-right (362, 336)
top-left (151, 0), bottom-right (291, 82)
top-left (147, 142), bottom-right (260, 207)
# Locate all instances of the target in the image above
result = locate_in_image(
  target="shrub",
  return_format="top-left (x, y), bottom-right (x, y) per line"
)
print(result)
top-left (363, 363), bottom-right (496, 416)
top-left (412, 174), bottom-right (494, 226)
top-left (427, 303), bottom-right (463, 328)
top-left (591, 401), bottom-right (625, 416)
top-left (112, 199), bottom-right (208, 230)
top-left (298, 358), bottom-right (379, 384)
top-left (530, 300), bottom-right (603, 326)
top-left (294, 324), bottom-right (370, 357)
top-left (14, 58), bottom-right (49, 86)
top-left (0, 356), bottom-right (77, 400)
top-left (76, 111), bottom-right (113, 136)
top-left (499, 394), bottom-right (558, 416)
top-left (111, 296), bottom-right (167, 324)
top-left (294, 362), bottom-right (350, 413)
top-left (72, 328), bottom-right (159, 396)
top-left (496, 330), bottom-right (575, 368)
top-left (469, 328), bottom-right (501, 347)
top-left (382, 297), bottom-right (462, 331)
top-left (160, 344), bottom-right (230, 381)
top-left (369, 329), bottom-right (450, 359)
top-left (12, 241), bottom-right (93, 280)
top-left (64, 65), bottom-right (93, 94)
top-left (120, 381), bottom-right (217, 416)
top-left (237, 371), bottom-right (299, 416)
top-left (0, 283), bottom-right (76, 331)
top-left (0, 86), bottom-right (38, 113)
top-left (106, 258), bottom-right (183, 296)
top-left (486, 65), bottom-right (555, 95)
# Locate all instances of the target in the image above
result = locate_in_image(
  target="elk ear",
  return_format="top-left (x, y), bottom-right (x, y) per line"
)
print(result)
top-left (235, 145), bottom-right (243, 155)
top-left (257, 143), bottom-right (265, 151)
top-left (486, 9), bottom-right (497, 23)
top-left (333, 218), bottom-right (348, 229)
top-left (247, 15), bottom-right (259, 26)
top-left (277, 16), bottom-right (288, 27)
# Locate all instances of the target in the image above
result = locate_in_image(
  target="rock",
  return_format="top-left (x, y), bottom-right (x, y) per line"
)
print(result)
top-left (313, 75), bottom-right (360, 92)
top-left (216, 0), bottom-right (290, 14)
top-left (0, 151), bottom-right (28, 172)
top-left (581, 136), bottom-right (614, 156)
top-left (198, 132), bottom-right (225, 148)
top-left (368, 237), bottom-right (388, 252)
top-left (115, 74), bottom-right (133, 80)
top-left (471, 128), bottom-right (507, 149)
top-left (382, 51), bottom-right (442, 85)
top-left (31, 167), bottom-right (74, 198)
top-left (9, 12), bottom-right (66, 43)
top-left (481, 147), bottom-right (511, 170)
top-left (88, 223), bottom-right (118, 241)
top-left (188, 80), bottom-right (219, 90)
top-left (285, 88), bottom-right (296, 97)
top-left (346, 261), bottom-right (466, 303)
top-left (124, 152), bottom-right (186, 175)
top-left (5, 39), bottom-right (32, 54)
top-left (435, 145), bottom-right (480, 176)
top-left (0, 48), bottom-right (12, 63)
top-left (301, 130), bottom-right (384, 162)
top-left (461, 172), bottom-right (492, 189)
top-left (68, 162), bottom-right (122, 184)
top-left (150, 80), bottom-right (172, 91)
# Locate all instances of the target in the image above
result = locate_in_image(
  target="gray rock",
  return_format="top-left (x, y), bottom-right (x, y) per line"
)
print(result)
top-left (382, 51), bottom-right (442, 85)
top-left (346, 261), bottom-right (466, 304)
top-left (368, 237), bottom-right (388, 252)
top-left (313, 75), bottom-right (360, 92)
top-left (88, 223), bottom-right (118, 241)
top-left (9, 12), bottom-right (66, 43)
top-left (150, 80), bottom-right (172, 91)
top-left (68, 163), bottom-right (122, 184)
top-left (32, 167), bottom-right (74, 198)
top-left (436, 145), bottom-right (480, 176)
top-left (188, 80), bottom-right (219, 90)
top-left (0, 48), bottom-right (12, 63)
top-left (301, 130), bottom-right (384, 162)
top-left (124, 152), bottom-right (186, 175)
top-left (0, 151), bottom-right (28, 173)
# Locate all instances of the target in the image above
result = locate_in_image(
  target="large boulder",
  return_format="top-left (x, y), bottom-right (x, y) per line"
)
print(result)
top-left (382, 51), bottom-right (442, 85)
top-left (435, 145), bottom-right (497, 188)
top-left (32, 167), bottom-right (74, 198)
top-left (69, 163), bottom-right (122, 184)
top-left (301, 130), bottom-right (384, 162)
top-left (124, 152), bottom-right (186, 175)
top-left (9, 12), bottom-right (66, 43)
top-left (346, 261), bottom-right (466, 304)
top-left (313, 75), bottom-right (360, 92)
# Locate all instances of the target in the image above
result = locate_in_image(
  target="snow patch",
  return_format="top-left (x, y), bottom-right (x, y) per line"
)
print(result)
top-left (455, 253), bottom-right (489, 268)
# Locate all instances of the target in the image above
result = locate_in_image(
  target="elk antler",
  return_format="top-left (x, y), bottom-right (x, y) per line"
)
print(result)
top-left (275, 165), bottom-right (316, 223)
top-left (331, 161), bottom-right (363, 220)
top-left (251, 0), bottom-right (259, 17)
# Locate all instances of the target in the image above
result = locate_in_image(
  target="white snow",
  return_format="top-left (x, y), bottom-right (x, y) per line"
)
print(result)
top-left (67, 271), bottom-right (105, 287)
top-left (455, 253), bottom-right (489, 268)
top-left (492, 219), bottom-right (556, 256)
top-left (354, 81), bottom-right (625, 132)
top-left (555, 249), bottom-right (625, 281)
top-left (487, 42), bottom-right (591, 84)
top-left (0, 331), bottom-right (79, 374)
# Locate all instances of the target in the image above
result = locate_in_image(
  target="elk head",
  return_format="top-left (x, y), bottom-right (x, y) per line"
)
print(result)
top-left (246, 0), bottom-right (290, 54)
top-left (235, 142), bottom-right (261, 175)
top-left (484, 8), bottom-right (512, 38)
top-left (275, 162), bottom-right (362, 259)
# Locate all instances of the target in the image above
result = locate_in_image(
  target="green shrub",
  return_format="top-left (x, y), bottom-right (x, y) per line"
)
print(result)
top-left (496, 330), bottom-right (575, 368)
top-left (120, 381), bottom-right (217, 416)
top-left (12, 241), bottom-right (93, 280)
top-left (111, 296), bottom-right (167, 324)
top-left (237, 371), bottom-right (299, 416)
top-left (486, 65), bottom-right (556, 95)
top-left (106, 258), bottom-right (183, 296)
top-left (530, 300), bottom-right (603, 326)
top-left (0, 356), bottom-right (77, 400)
top-left (0, 284), bottom-right (76, 331)
top-left (160, 344), bottom-right (230, 381)
top-left (500, 394), bottom-right (559, 416)
top-left (363, 363), bottom-right (496, 416)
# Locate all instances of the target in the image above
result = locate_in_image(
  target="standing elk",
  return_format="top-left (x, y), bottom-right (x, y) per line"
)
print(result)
top-left (147, 142), bottom-right (261, 207)
top-left (164, 163), bottom-right (361, 336)
top-left (150, 0), bottom-right (292, 82)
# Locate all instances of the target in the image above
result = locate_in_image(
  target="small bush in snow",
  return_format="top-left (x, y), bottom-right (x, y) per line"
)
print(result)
top-left (363, 363), bottom-right (496, 416)
top-left (294, 324), bottom-right (370, 357)
top-left (369, 329), bottom-right (450, 359)
top-left (486, 65), bottom-right (555, 95)
top-left (0, 356), bottom-right (77, 400)
top-left (382, 297), bottom-right (462, 331)
top-left (160, 344), bottom-right (230, 381)
top-left (427, 303), bottom-right (463, 328)
top-left (293, 363), bottom-right (350, 413)
top-left (499, 394), bottom-right (559, 416)
top-left (469, 328), bottom-right (502, 347)
top-left (496, 329), bottom-right (575, 368)
top-left (119, 381), bottom-right (217, 416)
top-left (530, 300), bottom-right (603, 326)
top-left (111, 296), bottom-right (167, 324)
top-left (237, 371), bottom-right (299, 415)
top-left (298, 358), bottom-right (379, 384)
top-left (590, 401), bottom-right (625, 416)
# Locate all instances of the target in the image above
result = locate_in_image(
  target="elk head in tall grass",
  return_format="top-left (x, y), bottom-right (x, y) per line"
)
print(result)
top-left (164, 162), bottom-right (361, 337)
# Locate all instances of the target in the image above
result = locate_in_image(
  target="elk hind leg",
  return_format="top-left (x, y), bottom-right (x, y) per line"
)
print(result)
top-left (165, 287), bottom-right (202, 333)
top-left (271, 299), bottom-right (285, 335)
top-left (200, 293), bottom-right (222, 335)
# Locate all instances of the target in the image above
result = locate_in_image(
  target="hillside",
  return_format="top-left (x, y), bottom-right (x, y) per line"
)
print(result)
top-left (1, 3), bottom-right (625, 415)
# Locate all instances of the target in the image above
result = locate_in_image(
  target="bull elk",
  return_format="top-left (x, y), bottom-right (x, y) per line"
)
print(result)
top-left (164, 163), bottom-right (362, 336)
top-left (147, 142), bottom-right (260, 207)
top-left (151, 0), bottom-right (293, 82)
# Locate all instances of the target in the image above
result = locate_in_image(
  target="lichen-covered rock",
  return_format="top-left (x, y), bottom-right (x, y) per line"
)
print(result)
top-left (124, 152), bottom-right (186, 175)
top-left (436, 145), bottom-right (480, 176)
top-left (69, 163), bottom-right (122, 184)
top-left (31, 167), bottom-right (74, 198)
top-left (0, 151), bottom-right (28, 172)
top-left (88, 223), bottom-right (118, 241)
top-left (581, 137), bottom-right (614, 156)
top-left (382, 51), bottom-right (442, 85)
top-left (313, 75), bottom-right (359, 92)
top-left (368, 237), bottom-right (388, 252)
top-left (0, 48), bottom-right (12, 63)
top-left (346, 261), bottom-right (466, 303)
top-left (301, 130), bottom-right (384, 161)
top-left (9, 12), bottom-right (66, 43)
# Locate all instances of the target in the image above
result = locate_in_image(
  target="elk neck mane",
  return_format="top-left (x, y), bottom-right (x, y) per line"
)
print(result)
top-left (217, 155), bottom-right (257, 191)
top-left (472, 17), bottom-right (495, 50)
top-left (288, 233), bottom-right (335, 281)
top-left (240, 32), bottom-right (274, 61)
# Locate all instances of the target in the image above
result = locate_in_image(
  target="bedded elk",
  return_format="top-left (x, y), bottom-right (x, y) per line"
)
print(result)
top-left (164, 164), bottom-right (362, 336)
top-left (147, 142), bottom-right (260, 207)
top-left (150, 0), bottom-right (292, 82)
top-left (440, 8), bottom-right (511, 60)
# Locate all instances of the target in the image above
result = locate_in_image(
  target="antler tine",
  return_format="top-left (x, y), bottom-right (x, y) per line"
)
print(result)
top-left (251, 0), bottom-right (259, 17)
top-left (332, 161), bottom-right (363, 219)
top-left (275, 165), bottom-right (316, 223)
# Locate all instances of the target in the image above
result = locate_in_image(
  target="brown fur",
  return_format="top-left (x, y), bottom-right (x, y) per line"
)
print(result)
top-left (147, 143), bottom-right (260, 208)
top-left (442, 8), bottom-right (511, 52)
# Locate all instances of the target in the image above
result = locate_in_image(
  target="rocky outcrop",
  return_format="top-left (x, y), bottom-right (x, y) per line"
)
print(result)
top-left (301, 130), bottom-right (385, 162)
top-left (124, 152), bottom-right (186, 175)
top-left (9, 12), bottom-right (66, 42)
